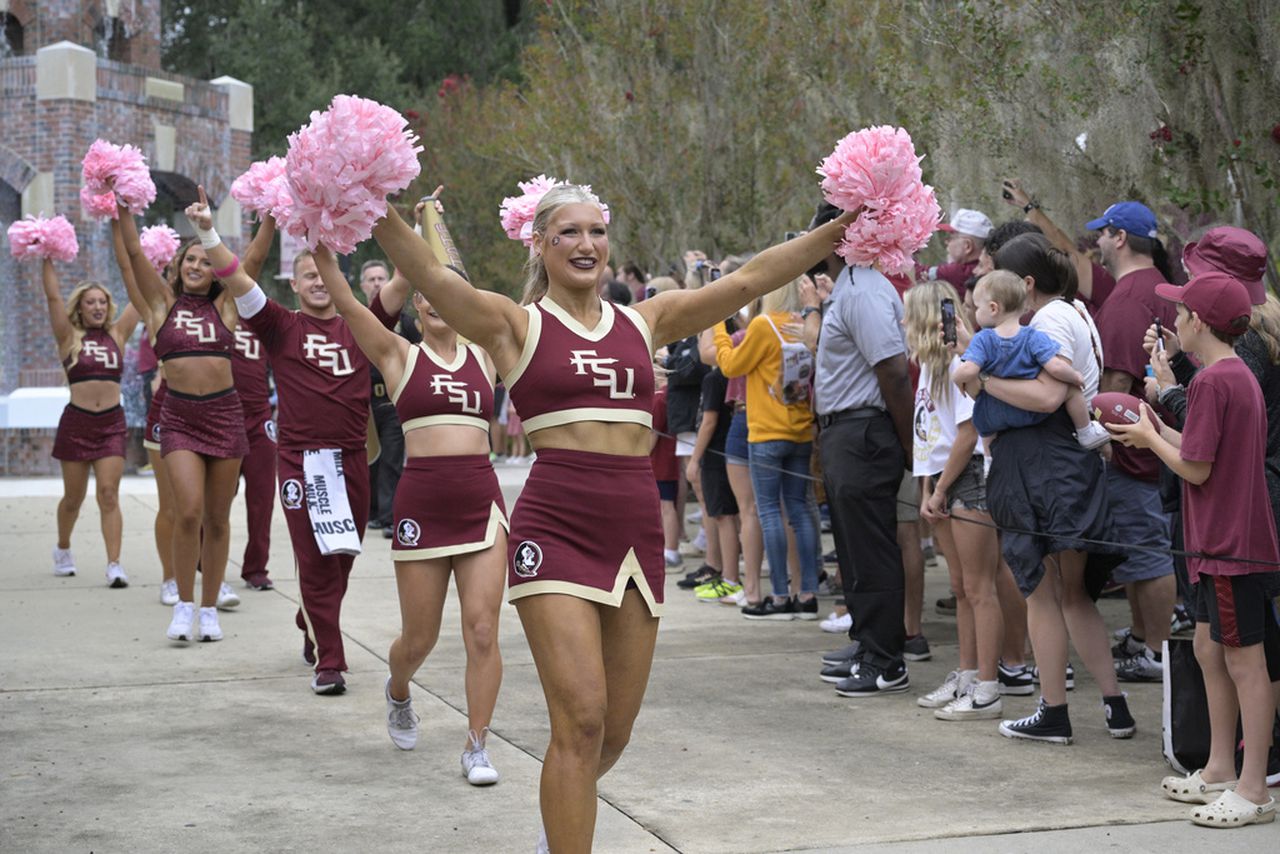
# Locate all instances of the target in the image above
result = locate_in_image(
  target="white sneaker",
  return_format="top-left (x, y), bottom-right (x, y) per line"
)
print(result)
top-left (1076, 420), bottom-right (1111, 450)
top-left (917, 669), bottom-right (968, 709)
top-left (935, 681), bottom-right (1003, 720)
top-left (159, 578), bottom-right (179, 606)
top-left (720, 588), bottom-right (747, 606)
top-left (685, 506), bottom-right (703, 525)
top-left (198, 607), bottom-right (223, 642)
top-left (105, 561), bottom-right (129, 588)
top-left (52, 546), bottom-right (76, 577)
top-left (461, 728), bottom-right (499, 786)
top-left (385, 677), bottom-right (419, 750)
top-left (536, 828), bottom-right (550, 854)
top-left (167, 601), bottom-right (195, 642)
top-left (216, 582), bottom-right (241, 610)
top-left (820, 611), bottom-right (852, 633)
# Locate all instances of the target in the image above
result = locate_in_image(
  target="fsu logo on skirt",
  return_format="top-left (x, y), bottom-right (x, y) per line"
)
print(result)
top-left (513, 541), bottom-right (543, 578)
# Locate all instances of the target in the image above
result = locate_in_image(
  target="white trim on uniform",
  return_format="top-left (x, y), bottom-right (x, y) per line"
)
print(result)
top-left (614, 303), bottom-right (654, 356)
top-left (392, 502), bottom-right (509, 562)
top-left (389, 343), bottom-right (418, 405)
top-left (519, 407), bottom-right (653, 433)
top-left (506, 546), bottom-right (663, 617)
top-left (401, 413), bottom-right (490, 433)
top-left (539, 295), bottom-right (616, 341)
top-left (502, 304), bottom-right (541, 389)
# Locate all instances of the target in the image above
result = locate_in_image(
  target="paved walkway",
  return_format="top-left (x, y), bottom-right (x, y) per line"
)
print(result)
top-left (1, 470), bottom-right (1276, 852)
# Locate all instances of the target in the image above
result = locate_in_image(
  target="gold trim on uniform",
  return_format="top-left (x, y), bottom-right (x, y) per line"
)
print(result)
top-left (393, 502), bottom-right (509, 562)
top-left (507, 547), bottom-right (663, 617)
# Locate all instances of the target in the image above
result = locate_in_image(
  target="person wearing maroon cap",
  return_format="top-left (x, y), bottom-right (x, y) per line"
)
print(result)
top-left (1110, 270), bottom-right (1280, 828)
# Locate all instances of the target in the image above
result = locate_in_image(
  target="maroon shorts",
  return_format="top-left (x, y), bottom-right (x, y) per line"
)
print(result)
top-left (143, 382), bottom-right (167, 451)
top-left (160, 387), bottom-right (249, 459)
top-left (391, 455), bottom-right (508, 561)
top-left (52, 403), bottom-right (126, 462)
top-left (508, 448), bottom-right (664, 616)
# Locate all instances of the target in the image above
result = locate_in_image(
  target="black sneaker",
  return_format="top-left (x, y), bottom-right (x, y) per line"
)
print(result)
top-left (741, 597), bottom-right (796, 621)
top-left (903, 634), bottom-right (932, 661)
top-left (1171, 603), bottom-right (1194, 634)
top-left (1102, 693), bottom-right (1136, 738)
top-left (821, 641), bottom-right (860, 666)
top-left (823, 549), bottom-right (840, 564)
top-left (999, 699), bottom-right (1073, 744)
top-left (677, 565), bottom-right (719, 590)
top-left (794, 596), bottom-right (819, 621)
top-left (935, 594), bottom-right (957, 616)
top-left (820, 659), bottom-right (857, 684)
top-left (997, 661), bottom-right (1035, 696)
top-left (1031, 662), bottom-right (1075, 691)
top-left (834, 660), bottom-right (909, 697)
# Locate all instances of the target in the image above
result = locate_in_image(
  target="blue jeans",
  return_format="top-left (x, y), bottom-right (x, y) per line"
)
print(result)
top-left (748, 440), bottom-right (820, 597)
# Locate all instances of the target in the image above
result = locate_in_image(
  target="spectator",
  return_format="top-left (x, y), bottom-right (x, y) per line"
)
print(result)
top-left (619, 261), bottom-right (647, 303)
top-left (920, 208), bottom-right (993, 298)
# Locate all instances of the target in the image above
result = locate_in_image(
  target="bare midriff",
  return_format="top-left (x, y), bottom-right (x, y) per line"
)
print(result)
top-left (69, 379), bottom-right (122, 412)
top-left (404, 423), bottom-right (491, 458)
top-left (163, 356), bottom-right (235, 396)
top-left (528, 420), bottom-right (653, 458)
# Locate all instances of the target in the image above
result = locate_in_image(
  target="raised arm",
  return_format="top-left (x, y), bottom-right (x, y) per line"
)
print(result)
top-left (114, 201), bottom-right (171, 317)
top-left (39, 259), bottom-right (74, 350)
top-left (241, 213), bottom-right (276, 283)
top-left (108, 218), bottom-right (155, 334)
top-left (637, 211), bottom-right (856, 347)
top-left (312, 245), bottom-right (408, 374)
top-left (372, 206), bottom-right (524, 355)
top-left (1002, 179), bottom-right (1095, 301)
top-left (183, 186), bottom-right (257, 298)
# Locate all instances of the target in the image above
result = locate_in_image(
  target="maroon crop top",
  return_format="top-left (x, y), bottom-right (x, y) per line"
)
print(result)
top-left (64, 328), bottom-right (122, 384)
top-left (153, 292), bottom-right (234, 361)
top-left (391, 341), bottom-right (493, 433)
top-left (504, 297), bottom-right (654, 433)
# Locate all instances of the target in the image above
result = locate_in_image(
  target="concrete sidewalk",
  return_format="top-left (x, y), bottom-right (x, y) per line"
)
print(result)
top-left (1, 470), bottom-right (1276, 852)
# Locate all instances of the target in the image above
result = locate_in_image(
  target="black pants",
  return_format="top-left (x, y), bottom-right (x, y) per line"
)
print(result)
top-left (821, 413), bottom-right (905, 670)
top-left (369, 394), bottom-right (404, 527)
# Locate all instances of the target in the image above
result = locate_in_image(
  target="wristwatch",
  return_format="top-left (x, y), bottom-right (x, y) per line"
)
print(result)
top-left (801, 306), bottom-right (821, 319)
top-left (978, 371), bottom-right (991, 391)
top-left (1023, 201), bottom-right (1040, 214)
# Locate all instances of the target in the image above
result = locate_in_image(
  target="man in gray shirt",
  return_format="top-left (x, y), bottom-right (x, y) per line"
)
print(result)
top-left (803, 203), bottom-right (915, 697)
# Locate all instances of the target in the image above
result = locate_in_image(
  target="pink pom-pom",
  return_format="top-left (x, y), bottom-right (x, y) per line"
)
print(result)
top-left (499, 175), bottom-right (611, 247)
top-left (80, 186), bottom-right (118, 221)
top-left (231, 156), bottom-right (293, 221)
top-left (7, 215), bottom-right (79, 263)
top-left (281, 95), bottom-right (423, 254)
top-left (140, 224), bottom-right (182, 273)
top-left (81, 139), bottom-right (157, 214)
top-left (817, 127), bottom-right (940, 274)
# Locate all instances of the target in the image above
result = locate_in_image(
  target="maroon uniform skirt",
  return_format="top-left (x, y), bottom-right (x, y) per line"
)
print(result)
top-left (507, 448), bottom-right (664, 616)
top-left (52, 403), bottom-right (126, 462)
top-left (143, 382), bottom-right (167, 451)
top-left (160, 387), bottom-right (249, 459)
top-left (391, 455), bottom-right (508, 561)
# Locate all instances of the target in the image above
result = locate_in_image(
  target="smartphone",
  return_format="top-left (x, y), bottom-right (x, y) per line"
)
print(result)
top-left (1001, 180), bottom-right (1014, 201)
top-left (707, 267), bottom-right (722, 282)
top-left (644, 285), bottom-right (657, 300)
top-left (941, 298), bottom-right (957, 345)
top-left (1154, 316), bottom-right (1165, 352)
top-left (784, 231), bottom-right (799, 241)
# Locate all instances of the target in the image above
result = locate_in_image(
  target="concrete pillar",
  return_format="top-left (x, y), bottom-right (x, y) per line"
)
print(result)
top-left (35, 41), bottom-right (96, 102)
top-left (20, 171), bottom-right (52, 217)
top-left (211, 76), bottom-right (254, 133)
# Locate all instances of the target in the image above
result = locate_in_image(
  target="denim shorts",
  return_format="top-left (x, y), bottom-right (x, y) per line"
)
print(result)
top-left (724, 409), bottom-right (749, 466)
top-left (946, 455), bottom-right (988, 513)
top-left (1106, 465), bottom-right (1174, 584)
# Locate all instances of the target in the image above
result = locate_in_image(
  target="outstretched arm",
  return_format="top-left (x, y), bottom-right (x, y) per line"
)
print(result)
top-left (183, 186), bottom-right (257, 299)
top-left (241, 213), bottom-right (276, 283)
top-left (114, 201), bottom-right (171, 318)
top-left (637, 211), bottom-right (856, 347)
top-left (371, 206), bottom-right (524, 355)
top-left (39, 259), bottom-right (74, 350)
top-left (312, 245), bottom-right (408, 373)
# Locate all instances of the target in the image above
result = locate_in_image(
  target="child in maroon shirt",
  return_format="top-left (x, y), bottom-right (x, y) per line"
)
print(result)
top-left (1109, 270), bottom-right (1279, 827)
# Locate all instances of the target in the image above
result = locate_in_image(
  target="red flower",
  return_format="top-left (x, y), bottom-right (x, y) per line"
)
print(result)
top-left (405, 109), bottom-right (420, 121)
top-left (1233, 138), bottom-right (1242, 147)
top-left (624, 90), bottom-right (634, 102)
top-left (1150, 125), bottom-right (1173, 144)
top-left (1271, 124), bottom-right (1280, 145)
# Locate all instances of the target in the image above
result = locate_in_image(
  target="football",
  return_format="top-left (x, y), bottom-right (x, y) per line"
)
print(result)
top-left (1091, 391), bottom-right (1146, 427)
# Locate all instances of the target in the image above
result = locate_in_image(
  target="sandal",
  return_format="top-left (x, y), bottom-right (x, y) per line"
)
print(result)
top-left (1189, 790), bottom-right (1276, 828)
top-left (1161, 769), bottom-right (1234, 804)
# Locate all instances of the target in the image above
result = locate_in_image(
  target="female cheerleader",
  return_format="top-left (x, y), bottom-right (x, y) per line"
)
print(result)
top-left (372, 187), bottom-right (853, 852)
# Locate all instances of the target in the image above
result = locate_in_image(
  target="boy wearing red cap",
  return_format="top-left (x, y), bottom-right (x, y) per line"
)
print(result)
top-left (1109, 270), bottom-right (1280, 828)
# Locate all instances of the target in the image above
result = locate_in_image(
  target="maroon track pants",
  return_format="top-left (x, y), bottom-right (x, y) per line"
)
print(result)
top-left (277, 446), bottom-right (369, 673)
top-left (239, 409), bottom-right (277, 580)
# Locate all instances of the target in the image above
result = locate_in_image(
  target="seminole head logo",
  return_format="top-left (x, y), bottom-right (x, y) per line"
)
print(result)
top-left (396, 519), bottom-right (421, 547)
top-left (513, 541), bottom-right (543, 578)
top-left (280, 478), bottom-right (303, 510)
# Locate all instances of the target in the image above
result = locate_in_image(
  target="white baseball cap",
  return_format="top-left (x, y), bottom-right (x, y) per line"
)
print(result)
top-left (938, 208), bottom-right (993, 240)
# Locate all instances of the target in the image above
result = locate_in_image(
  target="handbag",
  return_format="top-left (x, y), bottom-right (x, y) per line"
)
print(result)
top-left (1161, 638), bottom-right (1209, 774)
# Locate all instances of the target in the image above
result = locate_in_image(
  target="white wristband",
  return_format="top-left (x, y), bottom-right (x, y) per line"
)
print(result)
top-left (234, 283), bottom-right (267, 318)
top-left (196, 225), bottom-right (221, 250)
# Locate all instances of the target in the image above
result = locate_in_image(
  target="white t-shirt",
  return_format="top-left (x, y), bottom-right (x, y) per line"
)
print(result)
top-left (1028, 298), bottom-right (1104, 403)
top-left (913, 357), bottom-right (983, 477)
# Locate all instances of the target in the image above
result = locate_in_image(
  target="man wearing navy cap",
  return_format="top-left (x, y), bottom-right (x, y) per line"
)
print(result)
top-left (1086, 201), bottom-right (1180, 682)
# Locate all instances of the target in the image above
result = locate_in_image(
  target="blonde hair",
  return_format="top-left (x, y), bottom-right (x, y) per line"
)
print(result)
top-left (519, 184), bottom-right (610, 305)
top-left (65, 282), bottom-right (117, 366)
top-left (647, 275), bottom-right (680, 295)
top-left (904, 281), bottom-right (968, 407)
top-left (1251, 293), bottom-right (1280, 365)
top-left (974, 269), bottom-right (1027, 314)
top-left (761, 276), bottom-right (804, 316)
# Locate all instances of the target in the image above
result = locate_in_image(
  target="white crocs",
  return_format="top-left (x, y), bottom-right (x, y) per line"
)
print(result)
top-left (1190, 790), bottom-right (1275, 828)
top-left (1161, 769), bottom-right (1234, 804)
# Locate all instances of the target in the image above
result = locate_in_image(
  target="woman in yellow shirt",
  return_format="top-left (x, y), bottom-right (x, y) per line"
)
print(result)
top-left (714, 277), bottom-right (820, 620)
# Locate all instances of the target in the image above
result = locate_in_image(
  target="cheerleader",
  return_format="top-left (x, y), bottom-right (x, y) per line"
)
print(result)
top-left (38, 255), bottom-right (138, 585)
